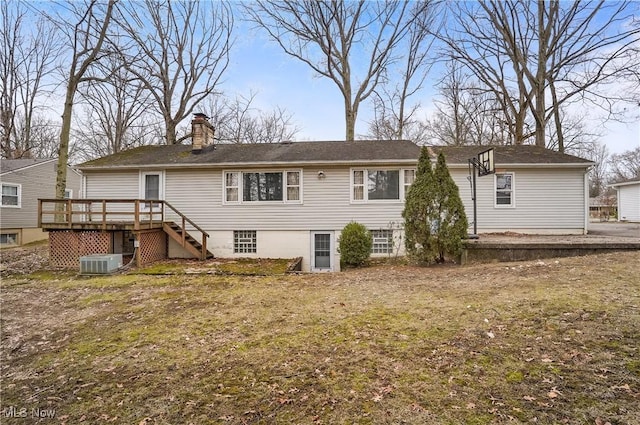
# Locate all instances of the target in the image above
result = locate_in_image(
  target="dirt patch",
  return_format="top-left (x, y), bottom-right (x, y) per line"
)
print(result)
top-left (0, 242), bottom-right (50, 277)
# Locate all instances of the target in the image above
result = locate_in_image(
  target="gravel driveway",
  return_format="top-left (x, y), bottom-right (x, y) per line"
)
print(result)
top-left (587, 221), bottom-right (640, 238)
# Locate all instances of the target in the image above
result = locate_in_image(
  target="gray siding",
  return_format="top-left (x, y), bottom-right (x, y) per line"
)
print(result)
top-left (163, 167), bottom-right (405, 232)
top-left (82, 164), bottom-right (589, 236)
top-left (450, 167), bottom-right (587, 232)
top-left (1, 162), bottom-right (82, 229)
top-left (84, 170), bottom-right (140, 198)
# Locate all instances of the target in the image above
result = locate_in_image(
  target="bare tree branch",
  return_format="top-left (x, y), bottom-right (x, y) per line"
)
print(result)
top-left (244, 0), bottom-right (418, 141)
top-left (115, 0), bottom-right (233, 145)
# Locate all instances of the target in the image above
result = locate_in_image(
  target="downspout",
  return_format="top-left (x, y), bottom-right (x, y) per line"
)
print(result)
top-left (583, 166), bottom-right (591, 235)
top-left (81, 173), bottom-right (86, 199)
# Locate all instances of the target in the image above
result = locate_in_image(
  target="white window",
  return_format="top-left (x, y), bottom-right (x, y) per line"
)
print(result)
top-left (286, 171), bottom-right (300, 201)
top-left (139, 171), bottom-right (164, 200)
top-left (353, 170), bottom-right (365, 201)
top-left (404, 169), bottom-right (415, 194)
top-left (1, 183), bottom-right (20, 207)
top-left (64, 189), bottom-right (73, 199)
top-left (495, 173), bottom-right (514, 207)
top-left (351, 168), bottom-right (415, 203)
top-left (0, 233), bottom-right (18, 245)
top-left (225, 172), bottom-right (239, 202)
top-left (371, 229), bottom-right (393, 254)
top-left (234, 230), bottom-right (256, 253)
top-left (224, 170), bottom-right (302, 204)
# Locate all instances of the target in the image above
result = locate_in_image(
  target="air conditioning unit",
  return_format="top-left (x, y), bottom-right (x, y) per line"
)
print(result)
top-left (80, 254), bottom-right (123, 275)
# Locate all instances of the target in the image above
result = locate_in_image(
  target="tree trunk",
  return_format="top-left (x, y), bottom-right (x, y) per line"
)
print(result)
top-left (165, 120), bottom-right (177, 145)
top-left (534, 0), bottom-right (546, 148)
top-left (56, 83), bottom-right (76, 200)
top-left (549, 79), bottom-right (564, 152)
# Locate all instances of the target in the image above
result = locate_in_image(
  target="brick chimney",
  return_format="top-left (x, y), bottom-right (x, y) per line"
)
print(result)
top-left (191, 113), bottom-right (215, 154)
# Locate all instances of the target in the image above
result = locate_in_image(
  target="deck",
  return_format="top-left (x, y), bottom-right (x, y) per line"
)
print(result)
top-left (39, 199), bottom-right (211, 264)
top-left (39, 199), bottom-right (167, 231)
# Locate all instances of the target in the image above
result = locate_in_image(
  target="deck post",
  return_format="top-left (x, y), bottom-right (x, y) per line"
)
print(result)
top-left (182, 216), bottom-right (186, 245)
top-left (101, 200), bottom-right (107, 231)
top-left (134, 200), bottom-right (140, 230)
top-left (66, 199), bottom-right (72, 227)
top-left (37, 200), bottom-right (42, 227)
top-left (201, 234), bottom-right (207, 260)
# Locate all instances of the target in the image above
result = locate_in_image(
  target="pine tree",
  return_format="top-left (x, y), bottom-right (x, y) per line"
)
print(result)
top-left (431, 152), bottom-right (468, 262)
top-left (402, 146), bottom-right (437, 264)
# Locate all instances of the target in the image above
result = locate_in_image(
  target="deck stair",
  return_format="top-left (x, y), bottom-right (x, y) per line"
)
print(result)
top-left (163, 221), bottom-right (213, 260)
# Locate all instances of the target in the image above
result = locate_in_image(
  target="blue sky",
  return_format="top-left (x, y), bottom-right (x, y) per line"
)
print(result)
top-left (223, 5), bottom-right (639, 155)
top-left (15, 0), bottom-right (640, 155)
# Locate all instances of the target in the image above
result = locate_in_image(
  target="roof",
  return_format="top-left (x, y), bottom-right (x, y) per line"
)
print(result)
top-left (0, 158), bottom-right (56, 175)
top-left (77, 141), bottom-right (594, 170)
top-left (610, 179), bottom-right (640, 188)
top-left (431, 145), bottom-right (593, 167)
top-left (78, 140), bottom-right (421, 169)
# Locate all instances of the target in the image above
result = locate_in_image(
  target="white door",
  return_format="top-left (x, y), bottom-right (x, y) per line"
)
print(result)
top-left (311, 231), bottom-right (334, 272)
top-left (139, 171), bottom-right (164, 213)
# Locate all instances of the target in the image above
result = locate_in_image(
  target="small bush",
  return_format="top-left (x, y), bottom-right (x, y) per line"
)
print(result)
top-left (338, 222), bottom-right (372, 268)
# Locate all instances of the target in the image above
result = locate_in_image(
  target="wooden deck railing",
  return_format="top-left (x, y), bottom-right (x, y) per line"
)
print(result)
top-left (38, 199), bottom-right (209, 257)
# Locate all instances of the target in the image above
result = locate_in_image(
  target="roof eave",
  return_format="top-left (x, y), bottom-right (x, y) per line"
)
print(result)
top-left (446, 162), bottom-right (594, 169)
top-left (0, 158), bottom-right (58, 176)
top-left (609, 180), bottom-right (640, 188)
top-left (77, 158), bottom-right (420, 171)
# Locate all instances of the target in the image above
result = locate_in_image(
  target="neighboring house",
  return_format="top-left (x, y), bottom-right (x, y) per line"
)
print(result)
top-left (1, 158), bottom-right (82, 246)
top-left (46, 115), bottom-right (593, 272)
top-left (589, 193), bottom-right (617, 221)
top-left (610, 179), bottom-right (640, 222)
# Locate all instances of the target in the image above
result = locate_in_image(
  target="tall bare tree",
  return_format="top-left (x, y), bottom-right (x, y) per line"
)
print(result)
top-left (46, 0), bottom-right (115, 199)
top-left (75, 55), bottom-right (155, 160)
top-left (609, 147), bottom-right (640, 182)
top-left (441, 0), bottom-right (640, 151)
top-left (425, 62), bottom-right (511, 146)
top-left (203, 92), bottom-right (299, 144)
top-left (0, 0), bottom-right (60, 159)
top-left (115, 0), bottom-right (233, 145)
top-left (368, 0), bottom-right (442, 142)
top-left (244, 0), bottom-right (421, 141)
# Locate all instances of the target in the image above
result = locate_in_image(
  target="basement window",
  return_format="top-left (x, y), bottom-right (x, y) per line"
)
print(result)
top-left (0, 233), bottom-right (18, 245)
top-left (371, 229), bottom-right (393, 254)
top-left (234, 230), bottom-right (257, 254)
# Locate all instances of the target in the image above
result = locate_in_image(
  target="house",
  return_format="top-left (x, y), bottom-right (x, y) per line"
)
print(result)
top-left (432, 145), bottom-right (594, 235)
top-left (610, 179), bottom-right (640, 222)
top-left (589, 193), bottom-right (617, 221)
top-left (40, 115), bottom-right (594, 272)
top-left (1, 158), bottom-right (82, 246)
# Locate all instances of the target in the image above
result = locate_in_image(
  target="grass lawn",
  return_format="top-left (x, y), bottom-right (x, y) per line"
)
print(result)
top-left (1, 251), bottom-right (639, 424)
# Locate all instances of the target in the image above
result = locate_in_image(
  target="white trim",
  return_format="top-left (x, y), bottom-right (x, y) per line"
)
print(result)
top-left (223, 169), bottom-right (303, 204)
top-left (446, 162), bottom-right (594, 169)
top-left (139, 170), bottom-right (165, 200)
top-left (583, 170), bottom-right (589, 234)
top-left (610, 180), bottom-right (640, 188)
top-left (494, 172), bottom-right (515, 208)
top-left (1, 182), bottom-right (21, 208)
top-left (350, 167), bottom-right (415, 204)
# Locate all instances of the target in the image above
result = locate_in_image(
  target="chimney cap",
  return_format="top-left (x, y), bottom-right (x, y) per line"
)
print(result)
top-left (193, 112), bottom-right (209, 120)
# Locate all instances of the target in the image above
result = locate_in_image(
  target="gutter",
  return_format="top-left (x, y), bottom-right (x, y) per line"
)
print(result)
top-left (76, 158), bottom-right (422, 172)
